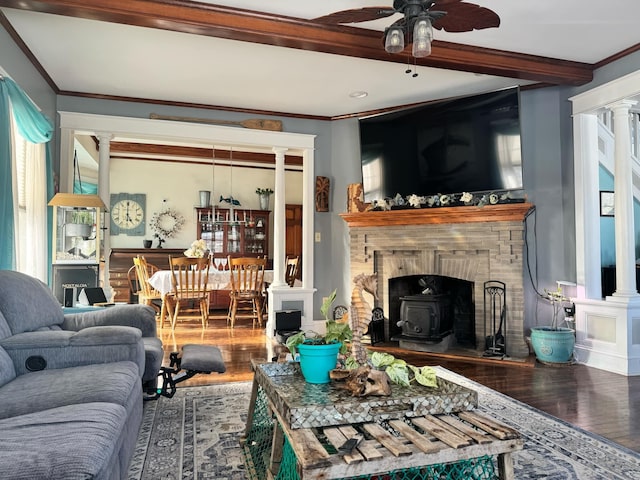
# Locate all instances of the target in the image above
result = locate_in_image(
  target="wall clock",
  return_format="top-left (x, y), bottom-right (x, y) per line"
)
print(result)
top-left (110, 193), bottom-right (146, 236)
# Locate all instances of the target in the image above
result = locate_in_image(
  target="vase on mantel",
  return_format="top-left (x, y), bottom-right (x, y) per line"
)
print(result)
top-left (259, 193), bottom-right (271, 210)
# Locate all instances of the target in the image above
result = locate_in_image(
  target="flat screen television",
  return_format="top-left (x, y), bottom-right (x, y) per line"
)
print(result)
top-left (359, 87), bottom-right (523, 202)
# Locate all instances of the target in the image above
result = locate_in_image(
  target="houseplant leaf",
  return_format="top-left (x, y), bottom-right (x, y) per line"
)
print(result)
top-left (409, 365), bottom-right (437, 388)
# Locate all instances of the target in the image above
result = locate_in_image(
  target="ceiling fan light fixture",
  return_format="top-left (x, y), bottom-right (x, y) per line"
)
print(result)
top-left (384, 26), bottom-right (405, 54)
top-left (412, 18), bottom-right (433, 58)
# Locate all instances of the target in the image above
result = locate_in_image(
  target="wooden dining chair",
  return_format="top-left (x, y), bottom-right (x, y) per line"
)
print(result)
top-left (166, 256), bottom-right (211, 330)
top-left (227, 256), bottom-right (267, 328)
top-left (285, 255), bottom-right (300, 287)
top-left (132, 256), bottom-right (166, 326)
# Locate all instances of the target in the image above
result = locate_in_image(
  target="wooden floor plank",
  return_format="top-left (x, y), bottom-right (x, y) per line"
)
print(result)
top-left (160, 315), bottom-right (640, 453)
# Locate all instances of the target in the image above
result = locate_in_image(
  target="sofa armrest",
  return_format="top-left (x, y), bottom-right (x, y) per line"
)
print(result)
top-left (0, 327), bottom-right (145, 377)
top-left (63, 304), bottom-right (157, 337)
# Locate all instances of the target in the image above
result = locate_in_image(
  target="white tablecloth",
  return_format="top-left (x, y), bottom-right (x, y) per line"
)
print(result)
top-left (148, 270), bottom-right (275, 295)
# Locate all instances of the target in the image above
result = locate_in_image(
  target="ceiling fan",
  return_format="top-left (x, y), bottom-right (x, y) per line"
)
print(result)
top-left (314, 0), bottom-right (500, 58)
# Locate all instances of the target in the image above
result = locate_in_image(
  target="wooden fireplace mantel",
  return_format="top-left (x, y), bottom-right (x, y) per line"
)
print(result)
top-left (340, 202), bottom-right (534, 227)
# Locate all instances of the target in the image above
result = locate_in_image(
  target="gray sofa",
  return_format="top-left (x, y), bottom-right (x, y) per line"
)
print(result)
top-left (0, 270), bottom-right (163, 479)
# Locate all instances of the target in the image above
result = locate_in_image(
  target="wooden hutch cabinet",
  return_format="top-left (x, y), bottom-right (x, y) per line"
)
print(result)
top-left (196, 207), bottom-right (270, 309)
top-left (196, 207), bottom-right (270, 261)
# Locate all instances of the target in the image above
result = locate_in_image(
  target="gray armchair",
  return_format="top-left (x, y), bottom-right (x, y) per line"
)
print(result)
top-left (0, 270), bottom-right (163, 384)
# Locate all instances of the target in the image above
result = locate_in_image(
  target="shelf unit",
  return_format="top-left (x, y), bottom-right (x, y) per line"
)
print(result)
top-left (196, 207), bottom-right (270, 260)
top-left (196, 207), bottom-right (270, 310)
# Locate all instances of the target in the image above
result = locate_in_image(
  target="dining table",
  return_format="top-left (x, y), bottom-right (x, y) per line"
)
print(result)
top-left (148, 269), bottom-right (275, 296)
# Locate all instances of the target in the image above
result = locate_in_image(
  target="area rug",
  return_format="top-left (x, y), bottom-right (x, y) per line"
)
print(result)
top-left (127, 367), bottom-right (640, 480)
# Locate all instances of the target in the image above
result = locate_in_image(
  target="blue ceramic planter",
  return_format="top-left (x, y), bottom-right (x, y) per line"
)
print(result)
top-left (297, 342), bottom-right (341, 384)
top-left (530, 326), bottom-right (575, 364)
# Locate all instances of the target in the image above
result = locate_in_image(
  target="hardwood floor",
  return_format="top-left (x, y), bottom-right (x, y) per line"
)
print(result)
top-left (160, 316), bottom-right (640, 453)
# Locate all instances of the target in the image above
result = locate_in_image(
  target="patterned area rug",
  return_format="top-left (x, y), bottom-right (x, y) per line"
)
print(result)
top-left (127, 367), bottom-right (640, 480)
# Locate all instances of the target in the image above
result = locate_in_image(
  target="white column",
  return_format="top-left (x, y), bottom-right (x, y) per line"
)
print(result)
top-left (573, 113), bottom-right (601, 299)
top-left (301, 148), bottom-right (315, 289)
top-left (607, 100), bottom-right (639, 298)
top-left (271, 147), bottom-right (288, 287)
top-left (96, 132), bottom-right (113, 300)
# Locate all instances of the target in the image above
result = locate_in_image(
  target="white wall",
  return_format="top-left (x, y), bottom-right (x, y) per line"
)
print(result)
top-left (109, 158), bottom-right (302, 253)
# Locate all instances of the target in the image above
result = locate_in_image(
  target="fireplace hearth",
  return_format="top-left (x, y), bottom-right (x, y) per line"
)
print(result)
top-left (341, 203), bottom-right (533, 359)
top-left (389, 274), bottom-right (474, 353)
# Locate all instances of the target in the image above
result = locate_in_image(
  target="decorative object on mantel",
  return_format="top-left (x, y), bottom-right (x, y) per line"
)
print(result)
top-left (149, 113), bottom-right (283, 131)
top-left (367, 189), bottom-right (526, 211)
top-left (315, 176), bottom-right (330, 212)
top-left (150, 201), bottom-right (185, 248)
top-left (255, 187), bottom-right (273, 210)
top-left (347, 183), bottom-right (370, 212)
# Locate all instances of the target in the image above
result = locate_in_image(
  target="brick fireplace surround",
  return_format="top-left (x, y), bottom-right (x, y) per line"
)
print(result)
top-left (341, 203), bottom-right (534, 359)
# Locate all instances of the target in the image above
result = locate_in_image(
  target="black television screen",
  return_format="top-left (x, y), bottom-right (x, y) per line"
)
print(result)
top-left (359, 87), bottom-right (523, 202)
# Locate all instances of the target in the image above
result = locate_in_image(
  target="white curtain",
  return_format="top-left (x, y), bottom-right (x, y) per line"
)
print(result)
top-left (13, 119), bottom-right (48, 282)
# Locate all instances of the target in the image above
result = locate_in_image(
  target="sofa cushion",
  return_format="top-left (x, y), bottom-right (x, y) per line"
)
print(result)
top-left (0, 327), bottom-right (145, 377)
top-left (0, 402), bottom-right (128, 480)
top-left (0, 310), bottom-right (12, 340)
top-left (0, 271), bottom-right (63, 336)
top-left (0, 346), bottom-right (16, 387)
top-left (0, 361), bottom-right (140, 420)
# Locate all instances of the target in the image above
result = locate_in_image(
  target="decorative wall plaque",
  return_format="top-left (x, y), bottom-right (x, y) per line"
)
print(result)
top-left (315, 176), bottom-right (330, 212)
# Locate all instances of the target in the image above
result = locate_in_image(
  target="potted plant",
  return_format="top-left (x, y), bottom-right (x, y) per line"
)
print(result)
top-left (285, 289), bottom-right (352, 384)
top-left (530, 286), bottom-right (575, 364)
top-left (255, 187), bottom-right (273, 210)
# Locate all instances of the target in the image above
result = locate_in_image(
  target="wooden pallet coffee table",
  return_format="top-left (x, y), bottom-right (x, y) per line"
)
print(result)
top-left (242, 361), bottom-right (523, 480)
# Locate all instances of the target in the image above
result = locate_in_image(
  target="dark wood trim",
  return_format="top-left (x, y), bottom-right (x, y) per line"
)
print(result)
top-left (57, 90), bottom-right (331, 121)
top-left (109, 155), bottom-right (302, 172)
top-left (593, 43), bottom-right (640, 70)
top-left (0, 0), bottom-right (593, 86)
top-left (108, 142), bottom-right (302, 166)
top-left (340, 203), bottom-right (535, 227)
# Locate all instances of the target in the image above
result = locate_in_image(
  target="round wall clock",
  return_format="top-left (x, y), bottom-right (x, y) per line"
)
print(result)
top-left (110, 193), bottom-right (146, 236)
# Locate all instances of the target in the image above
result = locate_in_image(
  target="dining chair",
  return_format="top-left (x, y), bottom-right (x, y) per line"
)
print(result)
top-left (284, 255), bottom-right (300, 287)
top-left (227, 256), bottom-right (267, 328)
top-left (132, 256), bottom-right (166, 326)
top-left (166, 256), bottom-right (211, 330)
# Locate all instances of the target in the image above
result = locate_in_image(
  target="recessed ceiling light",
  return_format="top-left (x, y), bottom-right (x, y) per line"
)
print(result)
top-left (349, 91), bottom-right (368, 99)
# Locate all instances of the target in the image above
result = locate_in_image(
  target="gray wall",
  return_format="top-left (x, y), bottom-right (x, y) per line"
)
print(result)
top-left (0, 23), bottom-right (56, 149)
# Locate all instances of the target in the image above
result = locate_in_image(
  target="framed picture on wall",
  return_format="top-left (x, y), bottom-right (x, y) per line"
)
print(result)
top-left (600, 191), bottom-right (614, 217)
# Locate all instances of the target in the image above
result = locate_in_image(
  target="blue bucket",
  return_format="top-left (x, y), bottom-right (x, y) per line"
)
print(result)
top-left (530, 326), bottom-right (575, 364)
top-left (297, 342), bottom-right (341, 384)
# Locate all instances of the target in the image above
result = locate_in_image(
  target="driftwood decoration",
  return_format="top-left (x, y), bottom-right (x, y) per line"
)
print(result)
top-left (150, 113), bottom-right (283, 131)
top-left (315, 176), bottom-right (330, 212)
top-left (330, 365), bottom-right (391, 396)
top-left (347, 183), bottom-right (370, 212)
top-left (350, 273), bottom-right (378, 365)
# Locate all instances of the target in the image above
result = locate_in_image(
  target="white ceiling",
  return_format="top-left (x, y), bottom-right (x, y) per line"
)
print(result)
top-left (1, 1), bottom-right (640, 118)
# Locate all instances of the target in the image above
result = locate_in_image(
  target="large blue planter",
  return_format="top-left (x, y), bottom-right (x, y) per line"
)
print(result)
top-left (530, 327), bottom-right (575, 364)
top-left (297, 342), bottom-right (341, 384)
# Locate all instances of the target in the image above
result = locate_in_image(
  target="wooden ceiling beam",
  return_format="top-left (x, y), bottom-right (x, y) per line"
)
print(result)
top-left (108, 141), bottom-right (302, 166)
top-left (0, 0), bottom-right (593, 85)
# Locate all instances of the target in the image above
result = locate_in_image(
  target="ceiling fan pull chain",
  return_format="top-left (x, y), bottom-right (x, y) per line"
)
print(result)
top-left (405, 54), bottom-right (412, 75)
top-left (412, 57), bottom-right (419, 78)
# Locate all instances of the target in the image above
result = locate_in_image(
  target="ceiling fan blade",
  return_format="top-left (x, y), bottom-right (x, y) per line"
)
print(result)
top-left (314, 7), bottom-right (396, 24)
top-left (431, 2), bottom-right (500, 32)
